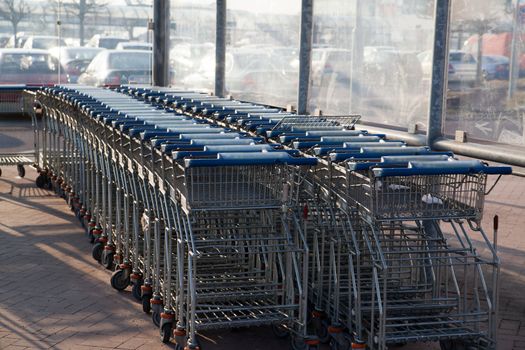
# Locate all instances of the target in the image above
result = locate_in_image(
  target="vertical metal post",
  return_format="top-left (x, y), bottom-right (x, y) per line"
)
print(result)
top-left (508, 0), bottom-right (521, 99)
top-left (475, 29), bottom-right (484, 85)
top-left (57, 0), bottom-right (62, 84)
top-left (153, 0), bottom-right (170, 87)
top-left (350, 1), bottom-right (364, 113)
top-left (297, 0), bottom-right (313, 114)
top-left (215, 0), bottom-right (227, 97)
top-left (426, 0), bottom-right (451, 147)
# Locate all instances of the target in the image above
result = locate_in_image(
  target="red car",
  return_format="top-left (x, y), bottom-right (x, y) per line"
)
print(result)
top-left (0, 48), bottom-right (67, 85)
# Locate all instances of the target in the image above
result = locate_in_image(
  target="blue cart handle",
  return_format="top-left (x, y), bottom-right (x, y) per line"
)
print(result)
top-left (373, 160), bottom-right (512, 177)
top-left (185, 152), bottom-right (318, 168)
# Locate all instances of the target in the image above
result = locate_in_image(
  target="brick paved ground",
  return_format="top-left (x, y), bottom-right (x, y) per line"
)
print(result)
top-left (483, 172), bottom-right (525, 350)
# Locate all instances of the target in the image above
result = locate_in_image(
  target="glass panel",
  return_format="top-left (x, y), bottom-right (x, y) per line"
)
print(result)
top-left (309, 0), bottom-right (436, 131)
top-left (0, 0), bottom-right (153, 86)
top-left (169, 1), bottom-right (216, 91)
top-left (444, 0), bottom-right (525, 146)
top-left (225, 0), bottom-right (300, 107)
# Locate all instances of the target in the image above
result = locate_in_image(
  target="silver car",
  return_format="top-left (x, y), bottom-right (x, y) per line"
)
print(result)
top-left (78, 50), bottom-right (152, 86)
top-left (418, 50), bottom-right (477, 83)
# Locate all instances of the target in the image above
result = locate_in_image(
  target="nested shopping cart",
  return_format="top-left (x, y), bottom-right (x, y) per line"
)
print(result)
top-left (324, 157), bottom-right (510, 350)
top-left (155, 152), bottom-right (318, 349)
top-left (0, 86), bottom-right (42, 178)
top-left (33, 85), bottom-right (513, 350)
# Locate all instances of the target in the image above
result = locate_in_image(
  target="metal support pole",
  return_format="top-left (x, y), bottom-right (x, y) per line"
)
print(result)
top-left (153, 0), bottom-right (170, 87)
top-left (475, 29), bottom-right (484, 85)
top-left (508, 0), bottom-right (521, 99)
top-left (297, 0), bottom-right (313, 114)
top-left (215, 0), bottom-right (227, 97)
top-left (426, 0), bottom-right (451, 147)
top-left (350, 1), bottom-right (364, 113)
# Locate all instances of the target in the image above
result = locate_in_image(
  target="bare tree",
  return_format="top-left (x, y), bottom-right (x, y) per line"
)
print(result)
top-left (62, 0), bottom-right (107, 45)
top-left (0, 0), bottom-right (31, 47)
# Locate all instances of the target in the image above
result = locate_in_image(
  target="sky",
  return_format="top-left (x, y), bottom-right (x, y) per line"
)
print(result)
top-left (95, 0), bottom-right (299, 14)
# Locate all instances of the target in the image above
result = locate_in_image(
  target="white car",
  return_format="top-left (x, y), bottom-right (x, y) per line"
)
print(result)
top-left (115, 42), bottom-right (152, 50)
top-left (418, 50), bottom-right (477, 83)
top-left (23, 36), bottom-right (67, 50)
top-left (78, 50), bottom-right (152, 86)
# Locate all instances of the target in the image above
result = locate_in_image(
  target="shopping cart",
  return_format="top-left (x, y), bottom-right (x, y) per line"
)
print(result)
top-left (0, 86), bottom-right (41, 178)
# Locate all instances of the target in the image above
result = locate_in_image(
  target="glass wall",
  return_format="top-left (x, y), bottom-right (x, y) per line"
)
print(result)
top-left (0, 0), bottom-right (153, 86)
top-left (225, 0), bottom-right (300, 107)
top-left (309, 0), bottom-right (436, 131)
top-left (169, 1), bottom-right (216, 91)
top-left (444, 0), bottom-right (525, 146)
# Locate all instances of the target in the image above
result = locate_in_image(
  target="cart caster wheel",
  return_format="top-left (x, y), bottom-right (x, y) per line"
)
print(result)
top-left (291, 336), bottom-right (319, 350)
top-left (329, 339), bottom-right (340, 350)
top-left (291, 337), bottom-right (306, 350)
top-left (160, 323), bottom-right (172, 343)
top-left (110, 269), bottom-right (129, 291)
top-left (272, 323), bottom-right (289, 339)
top-left (132, 280), bottom-right (143, 301)
top-left (92, 242), bottom-right (103, 262)
top-left (16, 165), bottom-right (25, 178)
top-left (36, 174), bottom-right (46, 188)
top-left (185, 343), bottom-right (200, 350)
top-left (142, 295), bottom-right (151, 313)
top-left (101, 250), bottom-right (114, 269)
top-left (152, 310), bottom-right (161, 327)
top-left (440, 340), bottom-right (466, 350)
top-left (315, 321), bottom-right (330, 344)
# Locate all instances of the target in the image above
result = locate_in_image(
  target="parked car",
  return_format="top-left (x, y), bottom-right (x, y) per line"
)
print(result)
top-left (0, 49), bottom-right (67, 85)
top-left (22, 36), bottom-right (67, 50)
top-left (78, 49), bottom-right (152, 86)
top-left (448, 50), bottom-right (477, 83)
top-left (85, 35), bottom-right (128, 49)
top-left (225, 48), bottom-right (297, 105)
top-left (482, 55), bottom-right (510, 80)
top-left (170, 42), bottom-right (214, 80)
top-left (465, 32), bottom-right (525, 74)
top-left (363, 46), bottom-right (402, 86)
top-left (0, 34), bottom-right (10, 48)
top-left (5, 33), bottom-right (28, 48)
top-left (418, 50), bottom-right (477, 84)
top-left (181, 48), bottom-right (297, 105)
top-left (48, 46), bottom-right (104, 83)
top-left (115, 42), bottom-right (152, 50)
top-left (311, 48), bottom-right (352, 84)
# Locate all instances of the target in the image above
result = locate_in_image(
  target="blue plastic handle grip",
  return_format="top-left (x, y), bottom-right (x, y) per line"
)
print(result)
top-left (173, 147), bottom-right (289, 160)
top-left (184, 152), bottom-right (318, 168)
top-left (346, 155), bottom-right (452, 171)
top-left (204, 144), bottom-right (275, 152)
top-left (330, 148), bottom-right (452, 162)
top-left (178, 133), bottom-right (241, 140)
top-left (380, 155), bottom-right (451, 164)
top-left (344, 141), bottom-right (405, 149)
top-left (305, 130), bottom-right (365, 137)
top-left (321, 136), bottom-right (382, 143)
top-left (151, 137), bottom-right (186, 148)
top-left (164, 128), bottom-right (224, 135)
top-left (373, 160), bottom-right (513, 177)
top-left (190, 139), bottom-right (257, 146)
